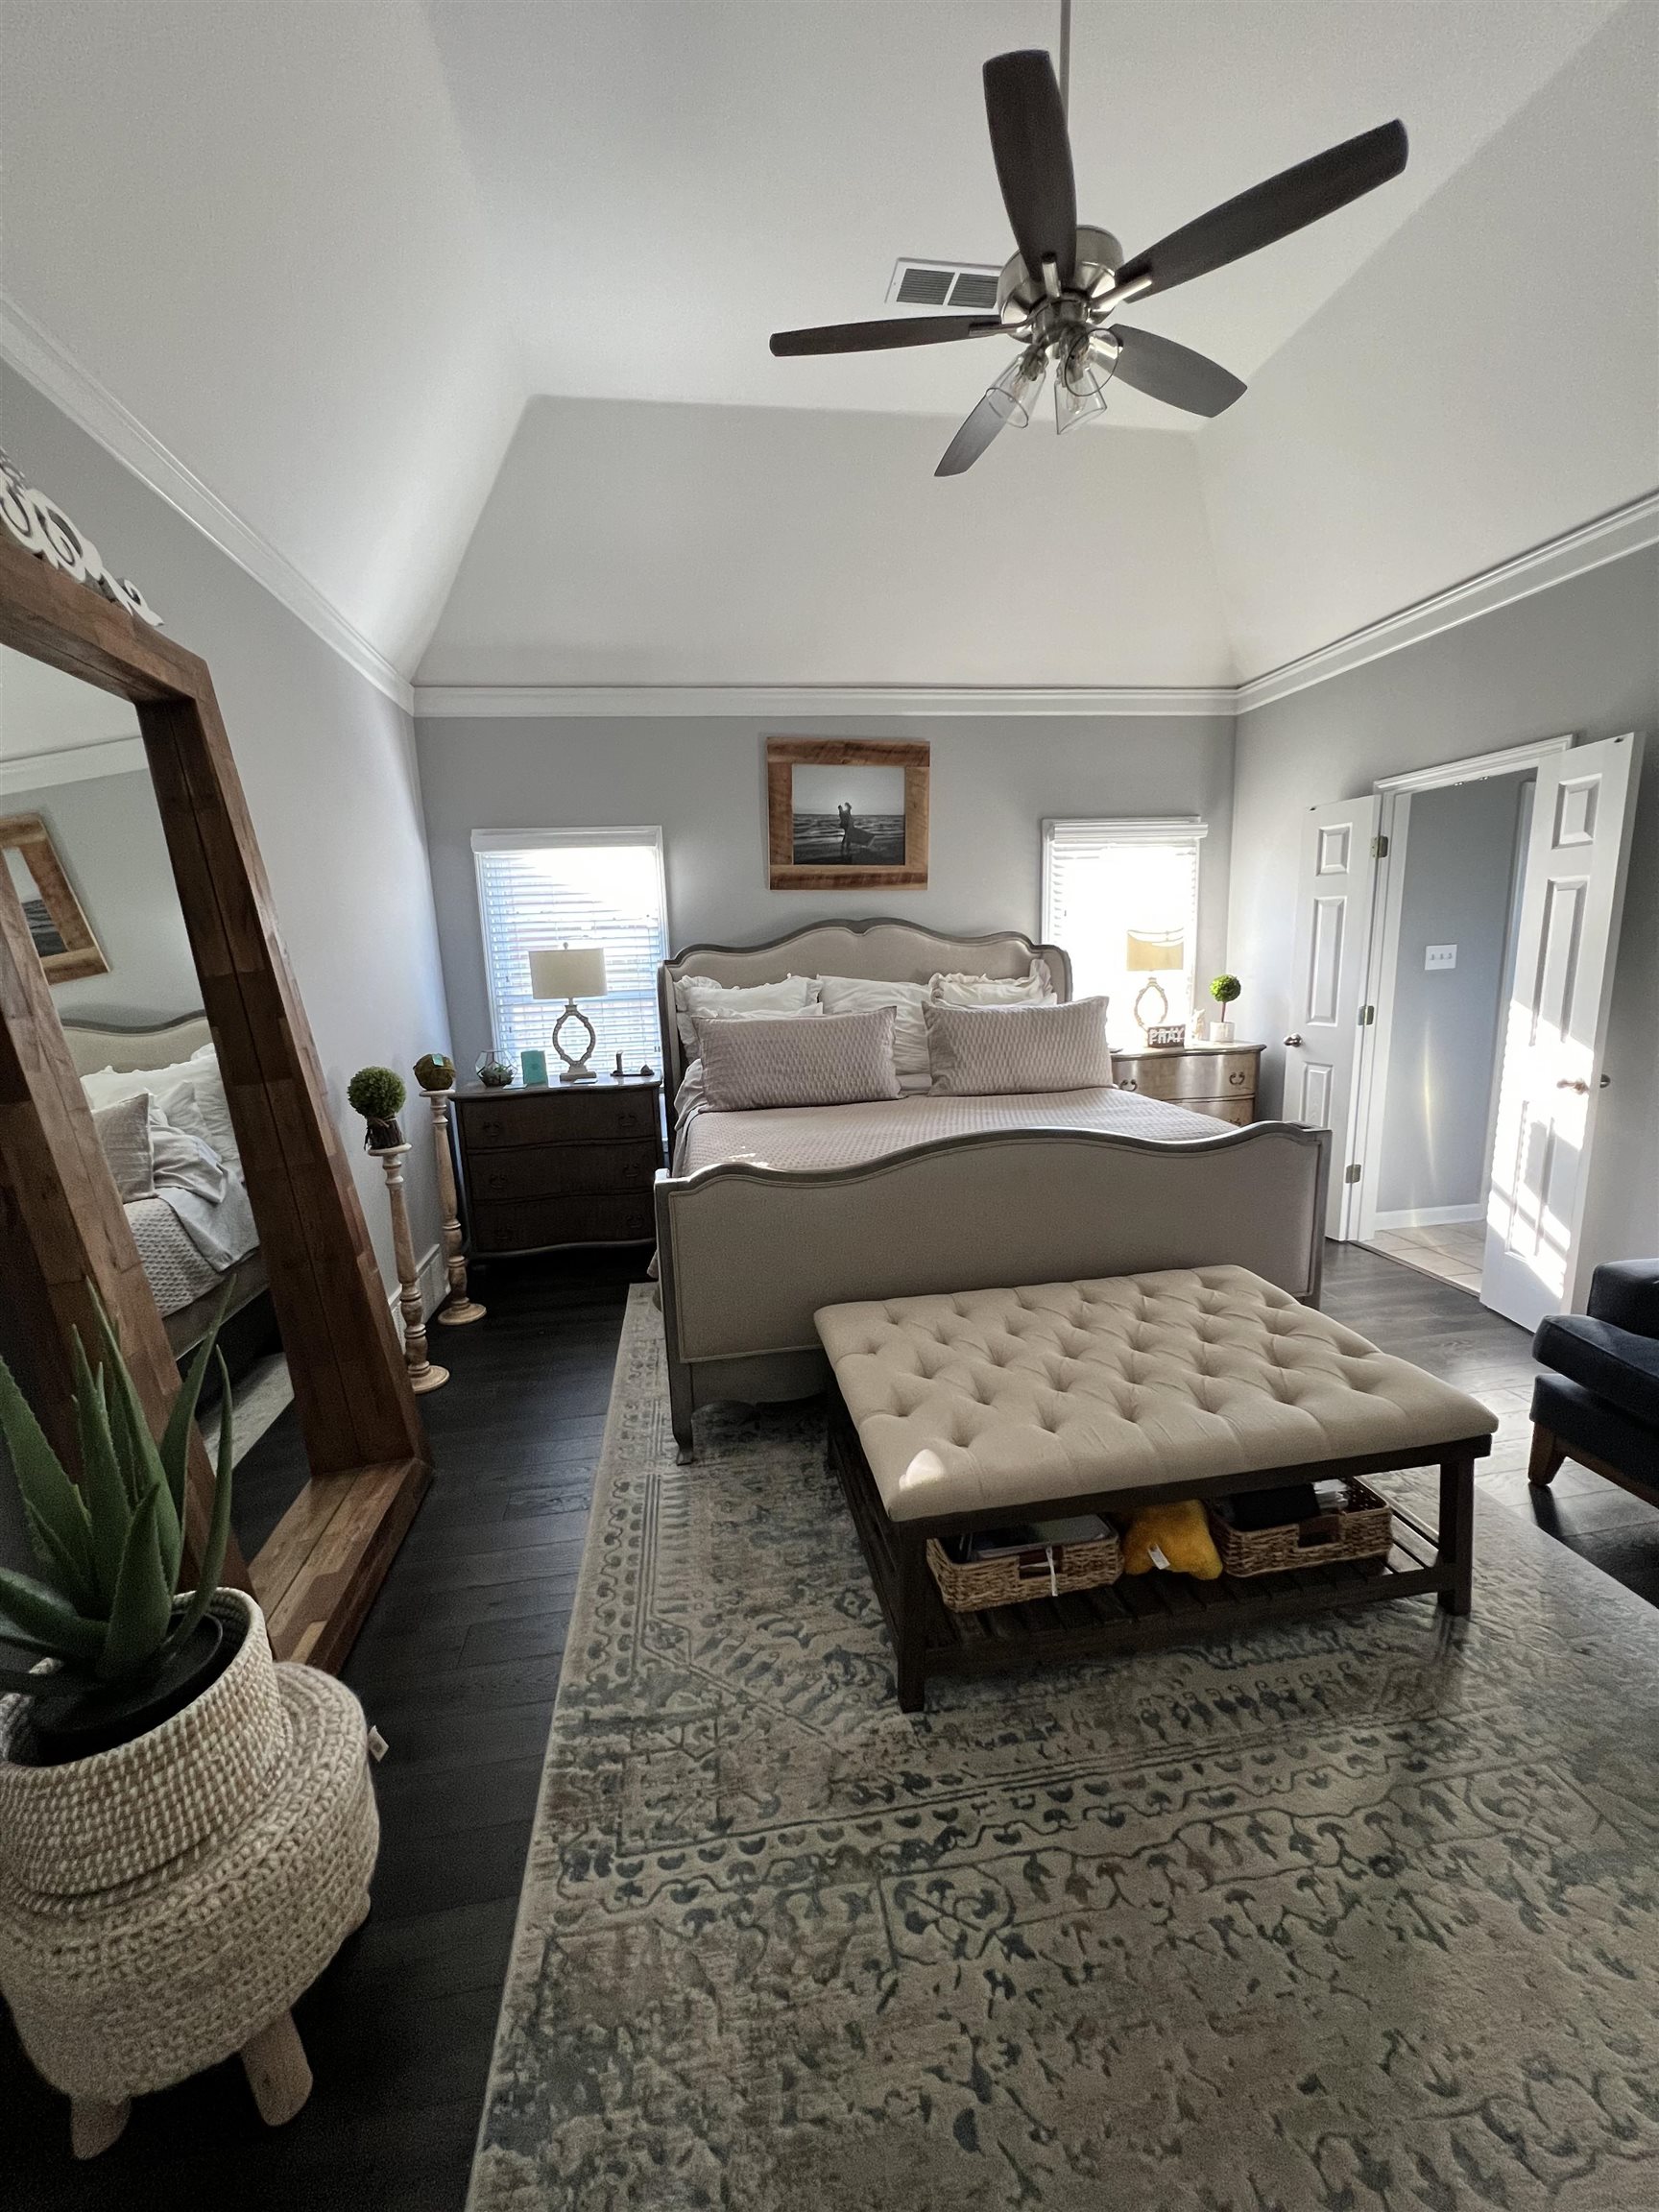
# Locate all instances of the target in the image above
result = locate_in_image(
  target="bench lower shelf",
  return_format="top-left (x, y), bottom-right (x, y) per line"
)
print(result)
top-left (827, 1384), bottom-right (1485, 1712)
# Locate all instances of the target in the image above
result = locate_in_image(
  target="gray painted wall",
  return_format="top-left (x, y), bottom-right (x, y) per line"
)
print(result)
top-left (2, 768), bottom-right (202, 1026)
top-left (1376, 773), bottom-right (1527, 1218)
top-left (414, 714), bottom-right (1237, 1076)
top-left (1228, 545), bottom-right (1659, 1290)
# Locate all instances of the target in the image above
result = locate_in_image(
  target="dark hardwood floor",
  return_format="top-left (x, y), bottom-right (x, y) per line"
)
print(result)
top-left (5, 1241), bottom-right (1655, 2207)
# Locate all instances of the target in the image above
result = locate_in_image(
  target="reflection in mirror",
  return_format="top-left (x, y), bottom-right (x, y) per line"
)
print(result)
top-left (0, 645), bottom-right (302, 1556)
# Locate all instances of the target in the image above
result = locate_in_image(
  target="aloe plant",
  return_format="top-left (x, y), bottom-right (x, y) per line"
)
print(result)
top-left (0, 1296), bottom-right (233, 1700)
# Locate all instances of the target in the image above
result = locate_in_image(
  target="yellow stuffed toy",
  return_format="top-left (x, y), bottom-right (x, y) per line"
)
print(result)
top-left (1121, 1499), bottom-right (1223, 1580)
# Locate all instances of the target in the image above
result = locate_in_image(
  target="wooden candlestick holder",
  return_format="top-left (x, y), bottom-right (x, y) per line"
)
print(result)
top-left (375, 1142), bottom-right (447, 1393)
top-left (421, 1088), bottom-right (485, 1326)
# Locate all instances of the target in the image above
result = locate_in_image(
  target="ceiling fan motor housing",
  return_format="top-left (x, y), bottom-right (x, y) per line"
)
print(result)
top-left (998, 224), bottom-right (1124, 323)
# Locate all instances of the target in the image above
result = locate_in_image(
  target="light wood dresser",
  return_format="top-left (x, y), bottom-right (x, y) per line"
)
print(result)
top-left (1109, 1042), bottom-right (1262, 1125)
top-left (452, 1078), bottom-right (664, 1257)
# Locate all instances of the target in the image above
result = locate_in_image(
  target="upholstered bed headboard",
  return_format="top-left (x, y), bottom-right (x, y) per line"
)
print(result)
top-left (657, 919), bottom-right (1071, 1101)
top-left (60, 1011), bottom-right (213, 1077)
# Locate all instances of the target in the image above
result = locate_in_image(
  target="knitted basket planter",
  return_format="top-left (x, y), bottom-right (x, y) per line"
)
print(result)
top-left (0, 1588), bottom-right (378, 2116)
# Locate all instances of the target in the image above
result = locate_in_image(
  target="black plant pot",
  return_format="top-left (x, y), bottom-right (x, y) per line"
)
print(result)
top-left (29, 1613), bottom-right (239, 1767)
top-left (363, 1116), bottom-right (405, 1152)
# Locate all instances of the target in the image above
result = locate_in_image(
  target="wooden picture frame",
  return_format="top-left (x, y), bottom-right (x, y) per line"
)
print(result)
top-left (0, 810), bottom-right (107, 983)
top-left (0, 515), bottom-right (429, 1671)
top-left (765, 736), bottom-right (929, 891)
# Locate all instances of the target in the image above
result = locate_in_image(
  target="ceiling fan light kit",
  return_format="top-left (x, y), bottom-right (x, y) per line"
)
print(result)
top-left (769, 16), bottom-right (1407, 476)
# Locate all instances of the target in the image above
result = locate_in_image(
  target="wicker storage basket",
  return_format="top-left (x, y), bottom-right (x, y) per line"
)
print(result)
top-left (1209, 1478), bottom-right (1392, 1577)
top-left (927, 1527), bottom-right (1122, 1612)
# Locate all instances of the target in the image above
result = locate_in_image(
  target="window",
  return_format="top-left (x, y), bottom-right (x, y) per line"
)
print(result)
top-left (472, 829), bottom-right (669, 1075)
top-left (1041, 819), bottom-right (1206, 1049)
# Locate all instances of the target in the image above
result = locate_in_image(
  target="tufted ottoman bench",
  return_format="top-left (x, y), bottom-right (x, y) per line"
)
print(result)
top-left (816, 1264), bottom-right (1497, 1710)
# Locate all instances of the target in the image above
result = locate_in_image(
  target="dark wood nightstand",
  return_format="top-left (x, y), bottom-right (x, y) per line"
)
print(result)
top-left (452, 1079), bottom-right (665, 1256)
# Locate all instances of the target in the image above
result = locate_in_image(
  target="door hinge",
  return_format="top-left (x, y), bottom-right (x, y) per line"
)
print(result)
top-left (1357, 1003), bottom-right (1376, 1026)
top-left (1344, 1164), bottom-right (1362, 1185)
top-left (1371, 833), bottom-right (1389, 859)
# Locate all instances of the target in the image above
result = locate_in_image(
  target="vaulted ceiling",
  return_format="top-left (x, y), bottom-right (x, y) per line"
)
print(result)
top-left (1, 1), bottom-right (1652, 692)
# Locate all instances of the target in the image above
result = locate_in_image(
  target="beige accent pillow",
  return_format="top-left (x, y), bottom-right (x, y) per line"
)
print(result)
top-left (930, 963), bottom-right (1055, 1007)
top-left (925, 997), bottom-right (1112, 1096)
top-left (816, 975), bottom-right (931, 1088)
top-left (673, 973), bottom-right (819, 1052)
top-left (700, 1006), bottom-right (902, 1112)
top-left (91, 1091), bottom-right (156, 1202)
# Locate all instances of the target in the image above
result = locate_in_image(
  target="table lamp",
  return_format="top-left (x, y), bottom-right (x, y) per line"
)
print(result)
top-left (1125, 929), bottom-right (1185, 1037)
top-left (529, 945), bottom-right (608, 1084)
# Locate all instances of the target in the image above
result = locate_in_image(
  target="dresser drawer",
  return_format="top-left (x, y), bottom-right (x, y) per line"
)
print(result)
top-left (470, 1191), bottom-right (657, 1253)
top-left (459, 1090), bottom-right (659, 1149)
top-left (1113, 1050), bottom-right (1257, 1103)
top-left (469, 1140), bottom-right (660, 1204)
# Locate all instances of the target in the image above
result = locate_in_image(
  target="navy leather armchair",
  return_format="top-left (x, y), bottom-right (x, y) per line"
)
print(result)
top-left (1528, 1260), bottom-right (1659, 1502)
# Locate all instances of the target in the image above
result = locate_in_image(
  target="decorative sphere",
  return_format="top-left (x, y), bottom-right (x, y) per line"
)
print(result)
top-left (415, 1051), bottom-right (455, 1092)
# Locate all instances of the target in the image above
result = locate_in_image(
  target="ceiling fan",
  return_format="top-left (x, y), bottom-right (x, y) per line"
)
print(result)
top-left (768, 5), bottom-right (1407, 475)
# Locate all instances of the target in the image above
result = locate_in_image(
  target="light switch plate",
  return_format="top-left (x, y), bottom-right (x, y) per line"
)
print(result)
top-left (1425, 944), bottom-right (1457, 971)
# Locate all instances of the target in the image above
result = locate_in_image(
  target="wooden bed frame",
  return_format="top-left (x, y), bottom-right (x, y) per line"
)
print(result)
top-left (654, 921), bottom-right (1332, 1460)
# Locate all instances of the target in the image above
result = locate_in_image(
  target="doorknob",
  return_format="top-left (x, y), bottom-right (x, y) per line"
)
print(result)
top-left (1283, 1034), bottom-right (1304, 1047)
top-left (1556, 1078), bottom-right (1590, 1094)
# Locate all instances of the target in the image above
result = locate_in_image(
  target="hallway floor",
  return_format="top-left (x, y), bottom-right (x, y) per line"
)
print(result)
top-left (1364, 1218), bottom-right (1485, 1294)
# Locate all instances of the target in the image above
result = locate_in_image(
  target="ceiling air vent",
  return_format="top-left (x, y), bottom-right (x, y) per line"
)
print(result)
top-left (887, 259), bottom-right (1002, 313)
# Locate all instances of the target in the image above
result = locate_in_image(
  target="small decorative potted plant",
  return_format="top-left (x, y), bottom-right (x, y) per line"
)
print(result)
top-left (474, 1047), bottom-right (515, 1090)
top-left (348, 1065), bottom-right (407, 1150)
top-left (413, 1050), bottom-right (455, 1093)
top-left (1209, 974), bottom-right (1242, 1046)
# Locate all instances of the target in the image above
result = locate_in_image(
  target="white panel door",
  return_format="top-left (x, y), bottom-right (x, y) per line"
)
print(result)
top-left (1482, 733), bottom-right (1643, 1329)
top-left (1285, 796), bottom-right (1380, 1239)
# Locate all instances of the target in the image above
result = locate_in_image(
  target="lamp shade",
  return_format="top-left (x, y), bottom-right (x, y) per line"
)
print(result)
top-left (529, 945), bottom-right (608, 1001)
top-left (1125, 929), bottom-right (1185, 974)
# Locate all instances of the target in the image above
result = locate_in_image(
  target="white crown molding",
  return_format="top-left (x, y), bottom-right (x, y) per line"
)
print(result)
top-left (1234, 491), bottom-right (1659, 714)
top-left (414, 683), bottom-right (1238, 720)
top-left (416, 493), bottom-right (1659, 724)
top-left (0, 733), bottom-right (147, 797)
top-left (0, 292), bottom-right (414, 714)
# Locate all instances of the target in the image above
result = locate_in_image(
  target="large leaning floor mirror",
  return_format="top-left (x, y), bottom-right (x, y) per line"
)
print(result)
top-left (0, 455), bottom-right (428, 1669)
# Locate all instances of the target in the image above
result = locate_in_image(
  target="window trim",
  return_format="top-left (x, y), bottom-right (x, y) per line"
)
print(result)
top-left (470, 826), bottom-right (670, 1067)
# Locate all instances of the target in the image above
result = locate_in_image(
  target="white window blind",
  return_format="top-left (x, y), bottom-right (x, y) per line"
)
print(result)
top-left (1042, 818), bottom-right (1207, 1048)
top-left (471, 829), bottom-right (669, 1075)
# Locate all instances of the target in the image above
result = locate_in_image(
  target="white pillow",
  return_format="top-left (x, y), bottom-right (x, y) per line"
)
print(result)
top-left (930, 963), bottom-right (1056, 1007)
top-left (82, 1045), bottom-right (240, 1172)
top-left (816, 976), bottom-right (931, 1088)
top-left (672, 973), bottom-right (819, 1052)
top-left (700, 1006), bottom-right (902, 1112)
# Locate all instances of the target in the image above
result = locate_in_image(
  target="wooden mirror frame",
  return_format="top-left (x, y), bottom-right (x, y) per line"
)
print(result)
top-left (0, 520), bottom-right (429, 1670)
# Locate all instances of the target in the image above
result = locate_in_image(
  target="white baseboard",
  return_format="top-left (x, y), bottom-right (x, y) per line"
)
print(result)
top-left (387, 1242), bottom-right (446, 1321)
top-left (1371, 1203), bottom-right (1485, 1232)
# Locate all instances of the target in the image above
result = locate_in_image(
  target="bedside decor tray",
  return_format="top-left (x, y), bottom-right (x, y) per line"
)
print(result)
top-left (1209, 1477), bottom-right (1392, 1576)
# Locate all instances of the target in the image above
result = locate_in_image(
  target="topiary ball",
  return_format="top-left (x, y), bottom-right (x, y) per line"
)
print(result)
top-left (1210, 974), bottom-right (1242, 1007)
top-left (414, 1051), bottom-right (455, 1092)
top-left (348, 1065), bottom-right (407, 1121)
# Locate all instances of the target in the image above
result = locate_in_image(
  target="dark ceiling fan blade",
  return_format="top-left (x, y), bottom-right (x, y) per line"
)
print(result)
top-left (1110, 325), bottom-right (1246, 417)
top-left (983, 50), bottom-right (1077, 287)
top-left (1116, 119), bottom-right (1407, 298)
top-left (935, 392), bottom-right (1013, 477)
top-left (770, 315), bottom-right (1001, 357)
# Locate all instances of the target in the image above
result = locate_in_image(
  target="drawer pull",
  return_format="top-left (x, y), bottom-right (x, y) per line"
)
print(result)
top-left (1229, 1070), bottom-right (1247, 1087)
top-left (481, 1120), bottom-right (507, 1142)
top-left (1119, 1078), bottom-right (1138, 1092)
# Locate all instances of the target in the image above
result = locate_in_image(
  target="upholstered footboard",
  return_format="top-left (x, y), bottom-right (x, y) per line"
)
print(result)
top-left (653, 1122), bottom-right (1332, 1460)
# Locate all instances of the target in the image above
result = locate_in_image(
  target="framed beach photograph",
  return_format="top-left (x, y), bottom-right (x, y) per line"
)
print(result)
top-left (765, 737), bottom-right (929, 890)
top-left (0, 811), bottom-right (107, 984)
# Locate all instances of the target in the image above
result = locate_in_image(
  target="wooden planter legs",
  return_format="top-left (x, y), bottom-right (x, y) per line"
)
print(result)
top-left (69, 2007), bottom-right (311, 2156)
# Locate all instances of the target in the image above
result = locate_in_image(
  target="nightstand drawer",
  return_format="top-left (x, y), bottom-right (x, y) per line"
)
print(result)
top-left (470, 1192), bottom-right (656, 1253)
top-left (1187, 1099), bottom-right (1254, 1127)
top-left (1113, 1049), bottom-right (1257, 1102)
top-left (469, 1140), bottom-right (660, 1204)
top-left (459, 1090), bottom-right (659, 1149)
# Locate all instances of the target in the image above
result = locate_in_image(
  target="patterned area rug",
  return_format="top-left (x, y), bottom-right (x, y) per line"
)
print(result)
top-left (469, 1287), bottom-right (1659, 2212)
